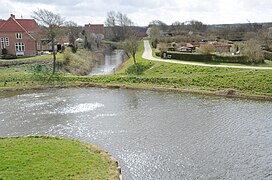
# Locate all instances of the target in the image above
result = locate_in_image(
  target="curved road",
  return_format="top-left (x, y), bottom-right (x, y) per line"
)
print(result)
top-left (142, 40), bottom-right (272, 70)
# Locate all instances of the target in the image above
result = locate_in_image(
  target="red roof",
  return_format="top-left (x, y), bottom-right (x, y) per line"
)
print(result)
top-left (16, 19), bottom-right (38, 32)
top-left (0, 15), bottom-right (38, 32)
top-left (85, 24), bottom-right (104, 34)
top-left (0, 20), bottom-right (6, 28)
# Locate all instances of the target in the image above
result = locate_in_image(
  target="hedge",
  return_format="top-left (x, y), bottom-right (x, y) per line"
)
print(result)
top-left (165, 52), bottom-right (251, 64)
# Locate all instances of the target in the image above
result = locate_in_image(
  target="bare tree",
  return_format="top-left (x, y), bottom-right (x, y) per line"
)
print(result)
top-left (149, 20), bottom-right (168, 31)
top-left (105, 11), bottom-right (117, 27)
top-left (32, 9), bottom-right (64, 74)
top-left (242, 39), bottom-right (264, 63)
top-left (105, 11), bottom-right (134, 41)
top-left (65, 21), bottom-right (80, 44)
top-left (146, 25), bottom-right (161, 48)
top-left (171, 21), bottom-right (185, 35)
top-left (186, 20), bottom-right (207, 32)
top-left (121, 35), bottom-right (138, 64)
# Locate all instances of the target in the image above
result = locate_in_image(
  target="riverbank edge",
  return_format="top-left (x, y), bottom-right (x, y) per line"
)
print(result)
top-left (0, 136), bottom-right (122, 180)
top-left (0, 83), bottom-right (271, 101)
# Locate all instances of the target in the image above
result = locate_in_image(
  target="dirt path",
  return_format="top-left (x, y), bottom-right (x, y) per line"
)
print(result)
top-left (142, 40), bottom-right (272, 70)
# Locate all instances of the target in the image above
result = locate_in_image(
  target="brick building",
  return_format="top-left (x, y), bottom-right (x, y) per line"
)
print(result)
top-left (0, 14), bottom-right (40, 56)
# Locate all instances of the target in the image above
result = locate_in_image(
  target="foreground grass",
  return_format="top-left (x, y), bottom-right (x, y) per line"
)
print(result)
top-left (0, 41), bottom-right (271, 99)
top-left (0, 136), bottom-right (119, 179)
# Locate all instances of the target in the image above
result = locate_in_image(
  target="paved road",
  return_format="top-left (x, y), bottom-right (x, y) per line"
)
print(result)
top-left (142, 40), bottom-right (272, 70)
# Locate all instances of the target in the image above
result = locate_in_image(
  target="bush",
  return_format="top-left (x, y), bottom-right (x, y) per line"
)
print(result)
top-left (196, 44), bottom-right (215, 55)
top-left (60, 47), bottom-right (93, 75)
top-left (166, 52), bottom-right (213, 62)
top-left (212, 55), bottom-right (249, 63)
top-left (166, 52), bottom-right (250, 63)
top-left (264, 51), bottom-right (272, 60)
top-left (242, 39), bottom-right (264, 63)
top-left (67, 44), bottom-right (78, 53)
top-left (2, 48), bottom-right (8, 56)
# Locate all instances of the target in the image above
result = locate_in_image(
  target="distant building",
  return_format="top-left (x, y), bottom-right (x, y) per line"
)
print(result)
top-left (0, 14), bottom-right (41, 56)
top-left (186, 41), bottom-right (231, 53)
top-left (84, 23), bottom-right (104, 50)
top-left (136, 27), bottom-right (147, 38)
top-left (84, 23), bottom-right (104, 35)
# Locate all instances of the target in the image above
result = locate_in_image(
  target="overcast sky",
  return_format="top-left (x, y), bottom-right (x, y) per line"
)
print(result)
top-left (1, 0), bottom-right (272, 26)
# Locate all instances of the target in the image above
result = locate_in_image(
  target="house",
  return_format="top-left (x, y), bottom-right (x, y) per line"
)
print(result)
top-left (136, 27), bottom-right (147, 38)
top-left (186, 41), bottom-right (231, 53)
top-left (84, 23), bottom-right (104, 50)
top-left (85, 23), bottom-right (104, 35)
top-left (0, 14), bottom-right (41, 56)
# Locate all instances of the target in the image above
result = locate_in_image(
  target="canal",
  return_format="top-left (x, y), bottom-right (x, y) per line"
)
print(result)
top-left (89, 50), bottom-right (125, 75)
top-left (0, 88), bottom-right (271, 179)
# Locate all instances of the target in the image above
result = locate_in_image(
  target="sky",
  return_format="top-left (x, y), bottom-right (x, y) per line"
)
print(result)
top-left (1, 0), bottom-right (272, 26)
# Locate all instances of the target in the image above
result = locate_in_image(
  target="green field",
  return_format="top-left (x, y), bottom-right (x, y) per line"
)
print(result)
top-left (0, 41), bottom-right (271, 99)
top-left (0, 136), bottom-right (119, 179)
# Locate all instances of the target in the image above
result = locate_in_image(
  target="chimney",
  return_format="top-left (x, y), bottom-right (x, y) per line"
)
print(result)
top-left (10, 14), bottom-right (15, 19)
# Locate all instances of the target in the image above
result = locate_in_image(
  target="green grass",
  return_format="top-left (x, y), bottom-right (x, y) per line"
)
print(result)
top-left (0, 41), bottom-right (271, 99)
top-left (0, 136), bottom-right (119, 180)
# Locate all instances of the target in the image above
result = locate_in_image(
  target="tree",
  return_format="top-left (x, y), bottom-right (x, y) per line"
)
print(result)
top-left (105, 11), bottom-right (133, 41)
top-left (149, 20), bottom-right (168, 31)
top-left (259, 27), bottom-right (272, 51)
top-left (65, 21), bottom-right (80, 44)
top-left (105, 11), bottom-right (117, 27)
top-left (121, 36), bottom-right (138, 64)
top-left (171, 21), bottom-right (185, 35)
top-left (186, 20), bottom-right (207, 32)
top-left (147, 26), bottom-right (161, 48)
top-left (32, 9), bottom-right (64, 74)
top-left (243, 39), bottom-right (264, 63)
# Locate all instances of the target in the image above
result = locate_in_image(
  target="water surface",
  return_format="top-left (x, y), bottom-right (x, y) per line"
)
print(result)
top-left (0, 88), bottom-right (271, 180)
top-left (89, 50), bottom-right (125, 75)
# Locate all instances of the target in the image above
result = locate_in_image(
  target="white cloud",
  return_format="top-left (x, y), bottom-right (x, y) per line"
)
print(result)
top-left (1, 0), bottom-right (272, 26)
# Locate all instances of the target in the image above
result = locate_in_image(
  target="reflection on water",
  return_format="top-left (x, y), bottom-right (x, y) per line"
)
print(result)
top-left (89, 50), bottom-right (125, 75)
top-left (0, 88), bottom-right (272, 180)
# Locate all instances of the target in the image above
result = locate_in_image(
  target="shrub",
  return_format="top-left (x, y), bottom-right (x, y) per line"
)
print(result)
top-left (67, 44), bottom-right (78, 53)
top-left (60, 47), bottom-right (93, 75)
top-left (2, 48), bottom-right (8, 56)
top-left (2, 54), bottom-right (17, 59)
top-left (151, 38), bottom-right (158, 48)
top-left (196, 44), bottom-right (215, 55)
top-left (166, 52), bottom-right (213, 62)
top-left (242, 39), bottom-right (264, 63)
top-left (264, 51), bottom-right (272, 60)
top-left (166, 52), bottom-right (249, 63)
top-left (212, 55), bottom-right (249, 63)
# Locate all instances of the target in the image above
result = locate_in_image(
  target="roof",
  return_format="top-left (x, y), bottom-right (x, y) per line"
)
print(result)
top-left (16, 19), bottom-right (39, 32)
top-left (0, 20), bottom-right (6, 28)
top-left (85, 23), bottom-right (104, 34)
top-left (0, 15), bottom-right (38, 41)
top-left (0, 15), bottom-right (38, 32)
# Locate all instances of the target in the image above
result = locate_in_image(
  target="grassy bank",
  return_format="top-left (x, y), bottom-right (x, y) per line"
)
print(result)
top-left (0, 136), bottom-right (120, 179)
top-left (0, 41), bottom-right (271, 100)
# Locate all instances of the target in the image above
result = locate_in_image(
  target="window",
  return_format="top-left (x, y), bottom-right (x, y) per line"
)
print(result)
top-left (5, 37), bottom-right (9, 46)
top-left (1, 37), bottom-right (4, 49)
top-left (15, 42), bottom-right (25, 51)
top-left (16, 33), bottom-right (22, 39)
